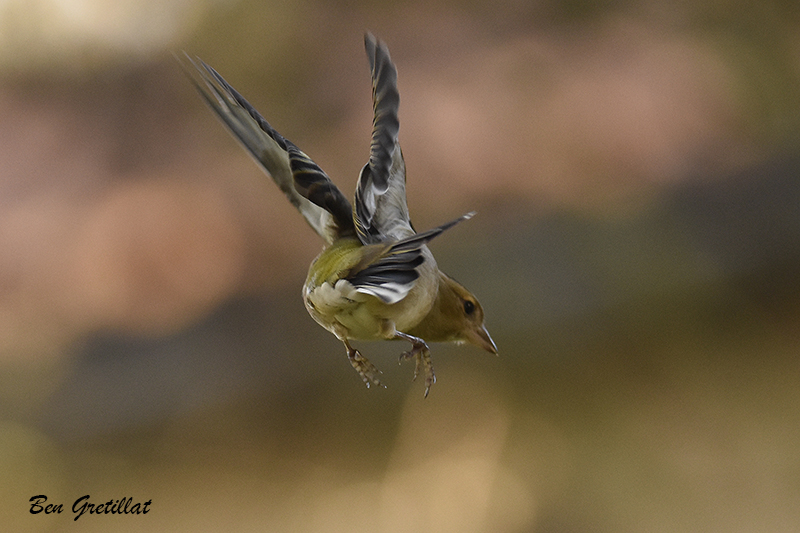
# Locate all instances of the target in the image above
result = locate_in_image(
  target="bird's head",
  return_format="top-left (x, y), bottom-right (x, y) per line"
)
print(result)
top-left (412, 273), bottom-right (497, 354)
top-left (446, 277), bottom-right (497, 354)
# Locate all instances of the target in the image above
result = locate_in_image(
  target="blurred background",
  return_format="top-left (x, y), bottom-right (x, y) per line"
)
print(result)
top-left (2, 0), bottom-right (800, 531)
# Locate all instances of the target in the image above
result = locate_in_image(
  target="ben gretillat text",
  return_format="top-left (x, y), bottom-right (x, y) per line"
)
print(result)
top-left (29, 495), bottom-right (151, 521)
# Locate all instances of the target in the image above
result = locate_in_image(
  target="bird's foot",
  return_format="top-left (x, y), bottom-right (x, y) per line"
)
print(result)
top-left (398, 337), bottom-right (436, 398)
top-left (346, 344), bottom-right (384, 389)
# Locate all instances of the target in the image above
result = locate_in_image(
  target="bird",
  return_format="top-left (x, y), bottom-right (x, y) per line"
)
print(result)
top-left (179, 34), bottom-right (496, 396)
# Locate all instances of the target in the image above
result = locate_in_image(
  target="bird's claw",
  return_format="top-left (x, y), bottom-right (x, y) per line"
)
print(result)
top-left (399, 344), bottom-right (436, 397)
top-left (348, 347), bottom-right (384, 389)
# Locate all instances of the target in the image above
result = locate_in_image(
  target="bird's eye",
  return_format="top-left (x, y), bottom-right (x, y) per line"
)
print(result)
top-left (463, 300), bottom-right (475, 315)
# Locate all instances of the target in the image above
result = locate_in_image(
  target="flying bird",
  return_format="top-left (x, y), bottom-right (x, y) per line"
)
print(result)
top-left (180, 34), bottom-right (496, 396)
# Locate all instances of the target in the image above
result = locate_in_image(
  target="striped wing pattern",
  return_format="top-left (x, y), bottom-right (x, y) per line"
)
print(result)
top-left (180, 54), bottom-right (355, 244)
top-left (349, 212), bottom-right (474, 304)
top-left (354, 34), bottom-right (414, 244)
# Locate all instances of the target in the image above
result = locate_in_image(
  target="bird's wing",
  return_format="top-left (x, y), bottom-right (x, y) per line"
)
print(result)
top-left (179, 54), bottom-right (356, 244)
top-left (348, 212), bottom-right (474, 304)
top-left (354, 34), bottom-right (414, 245)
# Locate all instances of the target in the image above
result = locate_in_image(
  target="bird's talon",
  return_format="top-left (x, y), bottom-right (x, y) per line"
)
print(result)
top-left (347, 346), bottom-right (384, 390)
top-left (397, 340), bottom-right (435, 396)
top-left (421, 361), bottom-right (435, 398)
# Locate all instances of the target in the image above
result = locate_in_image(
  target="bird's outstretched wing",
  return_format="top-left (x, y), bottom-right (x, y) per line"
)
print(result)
top-left (179, 54), bottom-right (356, 244)
top-left (349, 212), bottom-right (474, 304)
top-left (354, 34), bottom-right (414, 244)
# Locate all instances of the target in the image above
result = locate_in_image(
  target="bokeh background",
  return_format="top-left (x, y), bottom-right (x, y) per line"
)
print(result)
top-left (3, 0), bottom-right (800, 531)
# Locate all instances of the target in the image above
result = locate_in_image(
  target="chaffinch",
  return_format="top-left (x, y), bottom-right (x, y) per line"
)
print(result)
top-left (181, 34), bottom-right (496, 396)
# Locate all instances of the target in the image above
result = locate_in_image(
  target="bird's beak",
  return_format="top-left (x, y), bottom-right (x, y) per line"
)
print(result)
top-left (468, 324), bottom-right (498, 355)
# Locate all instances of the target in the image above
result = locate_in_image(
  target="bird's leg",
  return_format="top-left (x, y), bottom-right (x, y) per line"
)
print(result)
top-left (343, 339), bottom-right (384, 389)
top-left (395, 332), bottom-right (436, 397)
